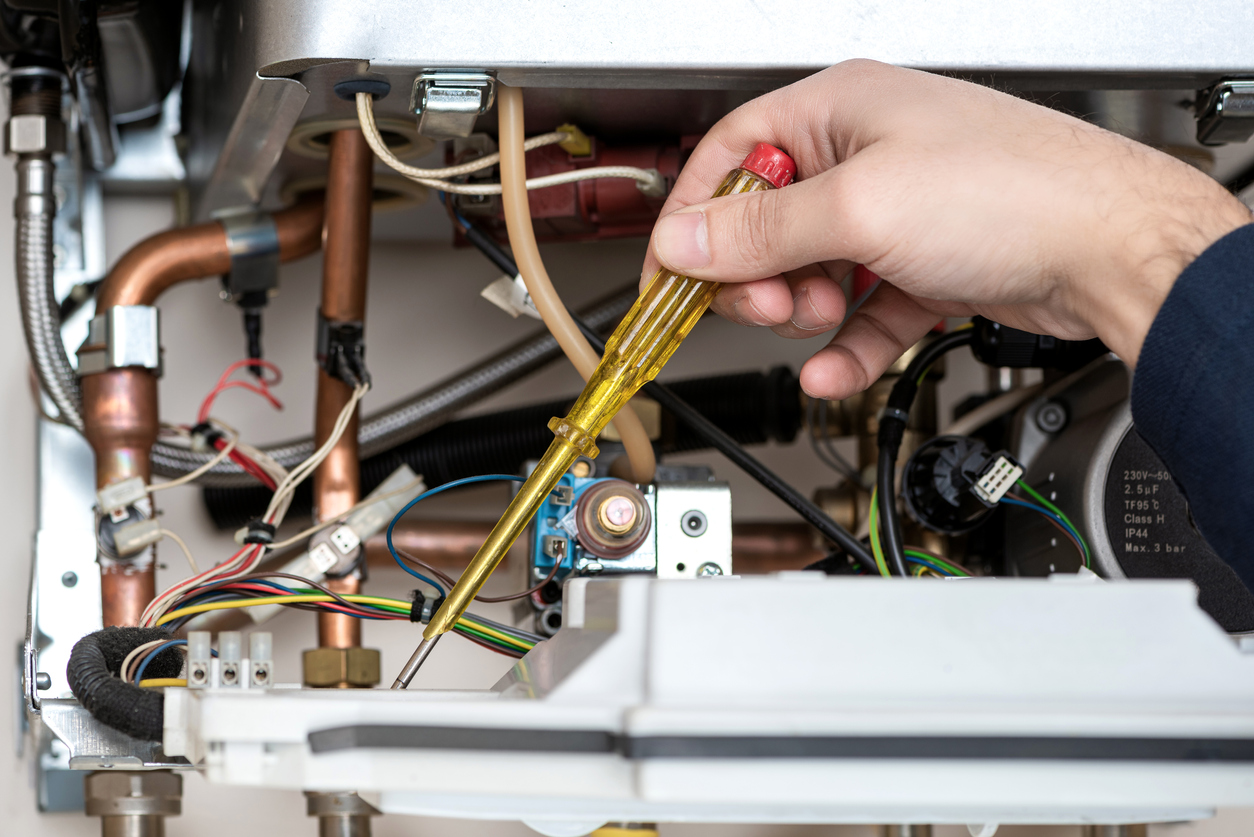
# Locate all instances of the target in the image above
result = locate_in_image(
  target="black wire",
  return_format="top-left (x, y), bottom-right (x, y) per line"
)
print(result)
top-left (450, 211), bottom-right (879, 572)
top-left (876, 329), bottom-right (975, 577)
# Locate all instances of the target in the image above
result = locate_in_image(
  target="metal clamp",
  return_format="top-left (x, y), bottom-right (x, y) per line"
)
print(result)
top-left (77, 305), bottom-right (161, 376)
top-left (1196, 80), bottom-right (1254, 145)
top-left (410, 70), bottom-right (496, 139)
top-left (219, 211), bottom-right (280, 299)
top-left (316, 310), bottom-right (370, 388)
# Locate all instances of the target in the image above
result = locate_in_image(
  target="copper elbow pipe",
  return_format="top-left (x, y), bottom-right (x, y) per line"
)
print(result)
top-left (96, 200), bottom-right (324, 309)
top-left (84, 200), bottom-right (324, 627)
top-left (315, 128), bottom-right (374, 651)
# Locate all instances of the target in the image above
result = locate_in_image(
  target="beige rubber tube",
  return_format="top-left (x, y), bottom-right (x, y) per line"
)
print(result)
top-left (497, 85), bottom-right (656, 483)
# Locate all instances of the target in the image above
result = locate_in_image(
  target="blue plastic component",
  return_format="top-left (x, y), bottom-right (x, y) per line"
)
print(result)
top-left (530, 474), bottom-right (657, 579)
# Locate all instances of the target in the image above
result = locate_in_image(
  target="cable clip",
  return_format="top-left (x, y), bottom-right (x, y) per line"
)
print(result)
top-left (409, 590), bottom-right (446, 624)
top-left (242, 520), bottom-right (276, 546)
top-left (316, 310), bottom-right (371, 388)
top-left (189, 421), bottom-right (224, 453)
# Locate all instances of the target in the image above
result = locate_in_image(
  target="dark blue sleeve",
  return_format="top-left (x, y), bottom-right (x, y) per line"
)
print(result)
top-left (1131, 222), bottom-right (1254, 589)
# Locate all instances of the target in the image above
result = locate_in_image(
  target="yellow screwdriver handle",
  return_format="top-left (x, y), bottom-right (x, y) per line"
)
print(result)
top-left (425, 152), bottom-right (792, 640)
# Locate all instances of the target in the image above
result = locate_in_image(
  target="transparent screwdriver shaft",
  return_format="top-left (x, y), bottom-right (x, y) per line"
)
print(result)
top-left (422, 166), bottom-right (779, 643)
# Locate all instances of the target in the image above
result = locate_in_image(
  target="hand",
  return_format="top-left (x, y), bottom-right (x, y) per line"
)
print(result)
top-left (643, 60), bottom-right (1252, 400)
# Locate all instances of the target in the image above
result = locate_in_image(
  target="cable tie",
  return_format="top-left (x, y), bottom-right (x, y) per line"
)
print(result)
top-left (408, 590), bottom-right (426, 623)
top-left (242, 520), bottom-right (276, 545)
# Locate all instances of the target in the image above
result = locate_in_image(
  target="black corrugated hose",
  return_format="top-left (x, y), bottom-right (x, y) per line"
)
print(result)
top-left (66, 627), bottom-right (184, 741)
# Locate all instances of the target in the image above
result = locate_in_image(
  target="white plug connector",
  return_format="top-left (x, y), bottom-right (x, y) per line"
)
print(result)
top-left (972, 454), bottom-right (1023, 506)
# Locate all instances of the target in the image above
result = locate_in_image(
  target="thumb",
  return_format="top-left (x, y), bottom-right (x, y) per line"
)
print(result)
top-left (649, 167), bottom-right (864, 284)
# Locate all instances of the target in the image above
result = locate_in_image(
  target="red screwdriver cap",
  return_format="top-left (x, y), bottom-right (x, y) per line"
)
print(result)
top-left (740, 143), bottom-right (796, 189)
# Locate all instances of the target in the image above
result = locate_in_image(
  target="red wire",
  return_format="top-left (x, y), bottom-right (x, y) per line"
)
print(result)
top-left (198, 359), bottom-right (284, 423)
top-left (215, 437), bottom-right (276, 491)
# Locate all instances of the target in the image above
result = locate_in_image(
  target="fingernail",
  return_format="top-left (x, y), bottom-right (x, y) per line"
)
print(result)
top-left (789, 288), bottom-right (834, 331)
top-left (732, 295), bottom-right (772, 327)
top-left (653, 210), bottom-right (710, 271)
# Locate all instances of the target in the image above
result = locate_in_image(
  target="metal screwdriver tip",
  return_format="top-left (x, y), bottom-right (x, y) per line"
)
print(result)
top-left (391, 634), bottom-right (440, 690)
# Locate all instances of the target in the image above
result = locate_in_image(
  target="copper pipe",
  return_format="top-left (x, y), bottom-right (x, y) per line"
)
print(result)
top-left (317, 576), bottom-right (362, 650)
top-left (81, 200), bottom-right (325, 627)
top-left (367, 521), bottom-right (826, 576)
top-left (314, 128), bottom-right (373, 650)
top-left (97, 200), bottom-right (324, 309)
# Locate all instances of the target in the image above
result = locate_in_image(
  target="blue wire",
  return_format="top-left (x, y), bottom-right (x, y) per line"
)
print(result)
top-left (904, 555), bottom-right (957, 577)
top-left (133, 639), bottom-right (218, 684)
top-left (999, 496), bottom-right (1089, 562)
top-left (386, 474), bottom-right (527, 594)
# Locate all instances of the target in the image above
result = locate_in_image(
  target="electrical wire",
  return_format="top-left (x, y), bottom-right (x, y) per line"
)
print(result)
top-left (133, 639), bottom-right (187, 684)
top-left (159, 528), bottom-right (198, 574)
top-left (1001, 494), bottom-right (1090, 569)
top-left (807, 397), bottom-right (865, 487)
top-left (876, 328), bottom-right (976, 577)
top-left (265, 477), bottom-right (424, 550)
top-left (198, 359), bottom-right (283, 423)
top-left (149, 421), bottom-right (240, 493)
top-left (138, 679), bottom-right (186, 688)
top-left (356, 92), bottom-right (664, 196)
top-left (448, 203), bottom-right (879, 573)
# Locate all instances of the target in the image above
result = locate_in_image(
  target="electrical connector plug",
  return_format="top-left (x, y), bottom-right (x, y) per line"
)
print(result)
top-left (555, 123), bottom-right (591, 157)
top-left (96, 476), bottom-right (147, 516)
top-left (971, 453), bottom-right (1024, 507)
top-left (970, 316), bottom-right (1107, 371)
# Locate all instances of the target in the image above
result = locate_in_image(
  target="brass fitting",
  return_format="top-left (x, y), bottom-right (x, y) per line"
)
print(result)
top-left (302, 647), bottom-right (381, 688)
top-left (85, 770), bottom-right (181, 836)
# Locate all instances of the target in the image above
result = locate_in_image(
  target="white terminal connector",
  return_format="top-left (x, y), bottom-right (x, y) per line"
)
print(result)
top-left (249, 632), bottom-right (273, 688)
top-left (972, 454), bottom-right (1024, 506)
top-left (96, 476), bottom-right (147, 515)
top-left (113, 518), bottom-right (162, 557)
top-left (187, 631), bottom-right (212, 689)
top-left (218, 631), bottom-right (243, 687)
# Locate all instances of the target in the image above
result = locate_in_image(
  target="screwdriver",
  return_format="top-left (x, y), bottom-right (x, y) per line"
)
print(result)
top-left (393, 143), bottom-right (797, 688)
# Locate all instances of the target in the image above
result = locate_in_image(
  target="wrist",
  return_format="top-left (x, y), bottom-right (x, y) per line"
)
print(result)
top-left (1076, 178), bottom-right (1251, 367)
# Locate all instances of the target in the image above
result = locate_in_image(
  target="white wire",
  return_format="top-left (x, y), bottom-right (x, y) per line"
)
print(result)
top-left (120, 639), bottom-right (168, 685)
top-left (355, 92), bottom-right (665, 196)
top-left (160, 528), bottom-right (199, 574)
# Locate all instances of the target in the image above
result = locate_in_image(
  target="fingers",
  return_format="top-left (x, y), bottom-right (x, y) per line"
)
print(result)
top-left (798, 283), bottom-right (943, 400)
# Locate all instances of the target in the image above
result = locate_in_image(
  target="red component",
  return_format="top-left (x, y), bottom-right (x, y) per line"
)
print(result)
top-left (739, 143), bottom-right (796, 189)
top-left (455, 136), bottom-right (687, 243)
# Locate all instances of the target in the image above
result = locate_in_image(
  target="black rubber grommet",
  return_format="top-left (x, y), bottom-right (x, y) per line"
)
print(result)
top-left (334, 78), bottom-right (391, 101)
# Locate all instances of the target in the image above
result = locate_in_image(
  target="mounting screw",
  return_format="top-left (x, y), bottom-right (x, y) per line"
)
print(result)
top-left (696, 563), bottom-right (723, 577)
top-left (60, 571), bottom-right (77, 588)
top-left (680, 510), bottom-right (708, 538)
top-left (34, 672), bottom-right (51, 691)
top-left (1035, 401), bottom-right (1068, 434)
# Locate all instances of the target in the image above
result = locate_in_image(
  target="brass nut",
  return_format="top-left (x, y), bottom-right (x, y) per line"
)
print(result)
top-left (302, 647), bottom-right (381, 688)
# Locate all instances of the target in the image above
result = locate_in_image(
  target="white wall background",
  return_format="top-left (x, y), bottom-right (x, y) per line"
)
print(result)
top-left (0, 125), bottom-right (1250, 836)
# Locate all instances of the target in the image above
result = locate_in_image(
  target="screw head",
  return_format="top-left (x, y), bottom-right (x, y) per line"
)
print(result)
top-left (680, 510), bottom-right (708, 538)
top-left (1035, 401), bottom-right (1068, 434)
top-left (34, 672), bottom-right (51, 691)
top-left (696, 562), bottom-right (723, 577)
top-left (60, 571), bottom-right (77, 588)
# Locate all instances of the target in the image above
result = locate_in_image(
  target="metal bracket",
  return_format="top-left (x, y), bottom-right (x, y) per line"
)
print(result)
top-left (40, 700), bottom-right (191, 771)
top-left (76, 305), bottom-right (161, 376)
top-left (315, 310), bottom-right (371, 388)
top-left (1196, 80), bottom-right (1254, 145)
top-left (220, 211), bottom-right (280, 300)
top-left (410, 71), bottom-right (496, 139)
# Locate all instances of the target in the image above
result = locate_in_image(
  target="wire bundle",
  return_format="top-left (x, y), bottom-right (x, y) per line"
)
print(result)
top-left (153, 573), bottom-right (540, 659)
top-left (139, 381), bottom-right (369, 628)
